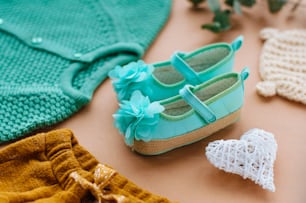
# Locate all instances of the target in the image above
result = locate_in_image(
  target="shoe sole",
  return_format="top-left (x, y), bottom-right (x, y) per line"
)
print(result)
top-left (132, 108), bottom-right (241, 155)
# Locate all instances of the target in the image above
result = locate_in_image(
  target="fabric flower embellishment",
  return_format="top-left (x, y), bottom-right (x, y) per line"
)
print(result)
top-left (113, 91), bottom-right (164, 146)
top-left (108, 60), bottom-right (153, 101)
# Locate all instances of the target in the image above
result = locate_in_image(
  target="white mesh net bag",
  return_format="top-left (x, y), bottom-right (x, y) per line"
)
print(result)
top-left (205, 128), bottom-right (277, 192)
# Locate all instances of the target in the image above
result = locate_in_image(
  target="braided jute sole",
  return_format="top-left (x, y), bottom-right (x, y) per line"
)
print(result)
top-left (132, 108), bottom-right (241, 155)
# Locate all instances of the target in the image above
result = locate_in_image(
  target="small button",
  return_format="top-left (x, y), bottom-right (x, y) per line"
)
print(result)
top-left (74, 53), bottom-right (82, 58)
top-left (0, 18), bottom-right (3, 25)
top-left (31, 37), bottom-right (42, 44)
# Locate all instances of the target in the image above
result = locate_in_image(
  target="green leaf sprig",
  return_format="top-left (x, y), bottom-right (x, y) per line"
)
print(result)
top-left (190, 0), bottom-right (289, 33)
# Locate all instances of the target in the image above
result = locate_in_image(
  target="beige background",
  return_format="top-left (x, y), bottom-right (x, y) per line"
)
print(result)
top-left (5, 1), bottom-right (306, 202)
top-left (58, 1), bottom-right (306, 203)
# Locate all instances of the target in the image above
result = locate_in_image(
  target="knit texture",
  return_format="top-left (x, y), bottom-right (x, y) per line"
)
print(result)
top-left (0, 128), bottom-right (174, 203)
top-left (256, 28), bottom-right (306, 105)
top-left (0, 0), bottom-right (171, 142)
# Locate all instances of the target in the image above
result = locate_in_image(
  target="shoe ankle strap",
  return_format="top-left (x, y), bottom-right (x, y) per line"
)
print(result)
top-left (170, 52), bottom-right (202, 86)
top-left (179, 84), bottom-right (216, 124)
top-left (231, 35), bottom-right (244, 51)
top-left (170, 35), bottom-right (244, 86)
top-left (240, 67), bottom-right (250, 91)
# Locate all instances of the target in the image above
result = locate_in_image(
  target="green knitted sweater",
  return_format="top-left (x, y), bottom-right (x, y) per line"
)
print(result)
top-left (0, 0), bottom-right (171, 142)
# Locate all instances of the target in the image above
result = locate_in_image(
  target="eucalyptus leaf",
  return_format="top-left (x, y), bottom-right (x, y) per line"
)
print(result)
top-left (225, 0), bottom-right (256, 7)
top-left (225, 0), bottom-right (234, 6)
top-left (207, 0), bottom-right (221, 12)
top-left (188, 0), bottom-right (291, 33)
top-left (239, 0), bottom-right (256, 7)
top-left (189, 0), bottom-right (206, 8)
top-left (202, 10), bottom-right (231, 33)
top-left (233, 0), bottom-right (242, 14)
top-left (268, 0), bottom-right (287, 13)
top-left (202, 22), bottom-right (223, 33)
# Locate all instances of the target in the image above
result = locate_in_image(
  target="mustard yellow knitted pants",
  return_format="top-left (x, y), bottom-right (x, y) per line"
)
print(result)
top-left (0, 129), bottom-right (173, 203)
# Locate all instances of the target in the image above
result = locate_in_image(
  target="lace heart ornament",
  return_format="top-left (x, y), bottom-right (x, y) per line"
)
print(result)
top-left (205, 128), bottom-right (277, 192)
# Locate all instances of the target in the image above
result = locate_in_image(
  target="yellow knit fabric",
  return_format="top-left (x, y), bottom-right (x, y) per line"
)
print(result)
top-left (0, 129), bottom-right (174, 203)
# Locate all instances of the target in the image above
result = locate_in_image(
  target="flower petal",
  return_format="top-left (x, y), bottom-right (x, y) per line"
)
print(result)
top-left (108, 60), bottom-right (153, 100)
top-left (112, 89), bottom-right (163, 145)
top-left (124, 125), bottom-right (135, 146)
top-left (146, 102), bottom-right (165, 117)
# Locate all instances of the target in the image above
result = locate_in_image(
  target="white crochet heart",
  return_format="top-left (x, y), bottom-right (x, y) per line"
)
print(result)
top-left (205, 128), bottom-right (277, 192)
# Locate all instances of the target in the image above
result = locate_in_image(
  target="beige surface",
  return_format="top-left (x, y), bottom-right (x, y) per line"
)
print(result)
top-left (6, 1), bottom-right (306, 202)
top-left (57, 1), bottom-right (306, 203)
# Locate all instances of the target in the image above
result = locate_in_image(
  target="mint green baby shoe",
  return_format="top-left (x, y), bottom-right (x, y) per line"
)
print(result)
top-left (109, 36), bottom-right (243, 101)
top-left (113, 67), bottom-right (249, 155)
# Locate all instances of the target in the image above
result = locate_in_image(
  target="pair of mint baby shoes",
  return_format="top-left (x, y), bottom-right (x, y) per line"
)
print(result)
top-left (109, 36), bottom-right (249, 155)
